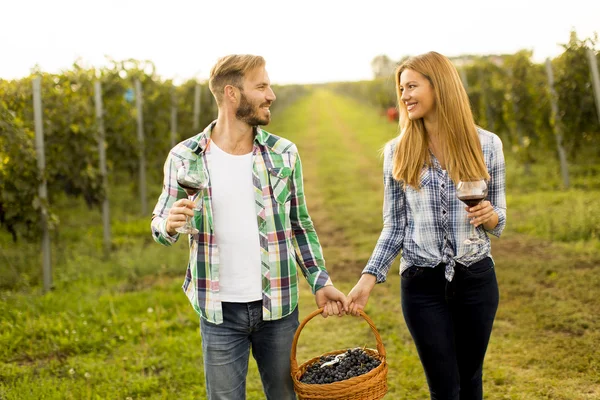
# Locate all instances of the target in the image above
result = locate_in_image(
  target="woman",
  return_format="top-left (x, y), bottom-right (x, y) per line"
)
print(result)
top-left (347, 52), bottom-right (507, 400)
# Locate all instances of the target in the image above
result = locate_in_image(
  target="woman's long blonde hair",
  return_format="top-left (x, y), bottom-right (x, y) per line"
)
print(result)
top-left (393, 51), bottom-right (489, 188)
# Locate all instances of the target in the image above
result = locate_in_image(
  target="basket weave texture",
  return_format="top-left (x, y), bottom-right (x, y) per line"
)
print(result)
top-left (290, 308), bottom-right (388, 400)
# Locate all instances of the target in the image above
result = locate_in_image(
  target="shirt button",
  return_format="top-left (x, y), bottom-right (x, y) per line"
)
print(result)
top-left (441, 184), bottom-right (445, 188)
top-left (442, 210), bottom-right (447, 214)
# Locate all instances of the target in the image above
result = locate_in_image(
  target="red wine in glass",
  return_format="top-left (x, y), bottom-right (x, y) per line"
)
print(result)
top-left (457, 195), bottom-right (486, 208)
top-left (175, 166), bottom-right (204, 235)
top-left (456, 179), bottom-right (488, 245)
top-left (179, 182), bottom-right (201, 197)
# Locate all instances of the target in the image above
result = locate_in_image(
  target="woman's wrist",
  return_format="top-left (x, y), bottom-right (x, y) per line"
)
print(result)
top-left (482, 210), bottom-right (499, 230)
top-left (359, 273), bottom-right (377, 288)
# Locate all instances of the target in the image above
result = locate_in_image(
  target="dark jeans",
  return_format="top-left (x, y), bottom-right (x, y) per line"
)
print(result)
top-left (200, 301), bottom-right (299, 400)
top-left (401, 257), bottom-right (499, 400)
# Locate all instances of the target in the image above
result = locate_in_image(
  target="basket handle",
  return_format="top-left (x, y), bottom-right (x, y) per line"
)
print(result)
top-left (290, 307), bottom-right (386, 373)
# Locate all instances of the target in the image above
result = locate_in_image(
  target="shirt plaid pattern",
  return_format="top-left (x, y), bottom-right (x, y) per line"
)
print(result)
top-left (151, 122), bottom-right (332, 324)
top-left (363, 128), bottom-right (507, 282)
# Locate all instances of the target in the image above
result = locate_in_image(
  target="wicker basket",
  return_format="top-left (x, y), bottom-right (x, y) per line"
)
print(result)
top-left (290, 308), bottom-right (388, 400)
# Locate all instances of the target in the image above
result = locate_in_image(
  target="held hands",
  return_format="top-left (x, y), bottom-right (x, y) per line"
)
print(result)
top-left (347, 274), bottom-right (377, 317)
top-left (466, 200), bottom-right (497, 229)
top-left (315, 286), bottom-right (349, 318)
top-left (166, 199), bottom-right (196, 236)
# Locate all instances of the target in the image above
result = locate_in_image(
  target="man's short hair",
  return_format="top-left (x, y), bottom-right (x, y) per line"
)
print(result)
top-left (208, 55), bottom-right (266, 104)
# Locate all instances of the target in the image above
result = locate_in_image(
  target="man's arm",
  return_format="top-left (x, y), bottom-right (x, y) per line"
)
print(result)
top-left (288, 151), bottom-right (331, 291)
top-left (151, 153), bottom-right (193, 245)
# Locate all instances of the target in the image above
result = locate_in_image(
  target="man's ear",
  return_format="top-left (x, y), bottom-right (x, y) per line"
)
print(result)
top-left (224, 85), bottom-right (238, 103)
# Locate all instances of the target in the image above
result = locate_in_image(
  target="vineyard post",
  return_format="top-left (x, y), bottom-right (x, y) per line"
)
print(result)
top-left (94, 81), bottom-right (111, 256)
top-left (135, 79), bottom-right (147, 215)
top-left (33, 77), bottom-right (52, 292)
top-left (507, 67), bottom-right (530, 175)
top-left (477, 68), bottom-right (495, 131)
top-left (460, 68), bottom-right (469, 92)
top-left (586, 48), bottom-right (600, 126)
top-left (193, 83), bottom-right (201, 131)
top-left (170, 87), bottom-right (177, 149)
top-left (545, 58), bottom-right (570, 189)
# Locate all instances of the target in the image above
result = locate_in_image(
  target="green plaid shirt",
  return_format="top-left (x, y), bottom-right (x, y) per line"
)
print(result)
top-left (151, 121), bottom-right (332, 324)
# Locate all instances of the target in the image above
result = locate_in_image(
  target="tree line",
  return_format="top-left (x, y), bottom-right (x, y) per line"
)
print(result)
top-left (328, 31), bottom-right (600, 186)
top-left (0, 58), bottom-right (306, 244)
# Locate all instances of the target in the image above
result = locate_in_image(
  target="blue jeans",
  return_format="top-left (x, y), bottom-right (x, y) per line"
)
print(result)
top-left (401, 257), bottom-right (499, 400)
top-left (200, 301), bottom-right (299, 400)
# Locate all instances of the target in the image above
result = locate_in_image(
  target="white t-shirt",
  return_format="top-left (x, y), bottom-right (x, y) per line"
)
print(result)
top-left (208, 141), bottom-right (262, 302)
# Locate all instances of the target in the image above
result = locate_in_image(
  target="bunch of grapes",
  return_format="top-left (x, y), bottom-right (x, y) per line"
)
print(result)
top-left (299, 348), bottom-right (382, 384)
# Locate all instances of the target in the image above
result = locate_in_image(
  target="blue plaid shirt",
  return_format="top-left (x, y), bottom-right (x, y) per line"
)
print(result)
top-left (363, 128), bottom-right (507, 282)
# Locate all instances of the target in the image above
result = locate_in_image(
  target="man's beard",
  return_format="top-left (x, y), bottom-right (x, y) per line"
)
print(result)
top-left (236, 92), bottom-right (271, 126)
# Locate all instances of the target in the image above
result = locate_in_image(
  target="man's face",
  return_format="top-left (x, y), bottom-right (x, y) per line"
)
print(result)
top-left (235, 66), bottom-right (276, 126)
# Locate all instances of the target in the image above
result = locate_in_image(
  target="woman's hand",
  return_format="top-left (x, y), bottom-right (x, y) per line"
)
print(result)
top-left (466, 200), bottom-right (498, 230)
top-left (347, 274), bottom-right (377, 316)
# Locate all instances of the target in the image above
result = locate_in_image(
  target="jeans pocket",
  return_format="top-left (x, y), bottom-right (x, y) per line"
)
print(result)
top-left (464, 257), bottom-right (494, 276)
top-left (401, 266), bottom-right (425, 279)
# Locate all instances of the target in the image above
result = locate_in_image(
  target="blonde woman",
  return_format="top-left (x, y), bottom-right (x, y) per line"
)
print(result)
top-left (347, 52), bottom-right (506, 399)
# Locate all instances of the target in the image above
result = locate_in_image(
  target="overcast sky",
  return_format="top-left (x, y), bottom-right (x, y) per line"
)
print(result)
top-left (1, 0), bottom-right (598, 84)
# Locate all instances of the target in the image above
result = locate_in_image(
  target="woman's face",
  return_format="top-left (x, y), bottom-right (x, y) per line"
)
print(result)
top-left (399, 69), bottom-right (436, 121)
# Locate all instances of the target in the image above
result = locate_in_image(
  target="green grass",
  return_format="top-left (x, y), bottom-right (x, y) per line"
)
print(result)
top-left (507, 189), bottom-right (600, 247)
top-left (1, 89), bottom-right (599, 399)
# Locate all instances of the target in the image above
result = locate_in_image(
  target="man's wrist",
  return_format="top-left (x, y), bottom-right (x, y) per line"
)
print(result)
top-left (164, 220), bottom-right (179, 238)
top-left (166, 224), bottom-right (176, 236)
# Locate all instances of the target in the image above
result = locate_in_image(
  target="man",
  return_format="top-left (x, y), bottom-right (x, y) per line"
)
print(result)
top-left (151, 54), bottom-right (348, 400)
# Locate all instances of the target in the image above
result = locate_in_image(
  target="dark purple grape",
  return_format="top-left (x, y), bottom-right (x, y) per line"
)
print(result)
top-left (299, 348), bottom-right (382, 384)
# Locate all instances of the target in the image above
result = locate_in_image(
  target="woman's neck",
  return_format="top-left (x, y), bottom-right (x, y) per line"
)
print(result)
top-left (425, 121), bottom-right (445, 169)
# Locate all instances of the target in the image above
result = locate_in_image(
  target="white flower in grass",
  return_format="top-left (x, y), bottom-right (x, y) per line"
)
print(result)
top-left (103, 327), bottom-right (108, 332)
top-left (71, 330), bottom-right (76, 334)
top-left (147, 307), bottom-right (154, 314)
top-left (84, 372), bottom-right (91, 379)
top-left (64, 329), bottom-right (69, 335)
top-left (69, 368), bottom-right (75, 375)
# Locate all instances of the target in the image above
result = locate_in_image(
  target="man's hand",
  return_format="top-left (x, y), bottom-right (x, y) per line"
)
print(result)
top-left (165, 199), bottom-right (196, 236)
top-left (315, 286), bottom-right (349, 318)
top-left (347, 274), bottom-right (377, 316)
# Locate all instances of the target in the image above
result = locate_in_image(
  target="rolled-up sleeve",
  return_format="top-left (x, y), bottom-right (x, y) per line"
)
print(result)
top-left (151, 153), bottom-right (184, 246)
top-left (485, 134), bottom-right (507, 237)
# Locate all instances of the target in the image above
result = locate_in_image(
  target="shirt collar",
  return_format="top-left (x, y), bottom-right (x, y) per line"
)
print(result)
top-left (193, 121), bottom-right (268, 154)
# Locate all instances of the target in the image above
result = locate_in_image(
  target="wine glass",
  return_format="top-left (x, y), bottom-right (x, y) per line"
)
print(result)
top-left (175, 164), bottom-right (204, 235)
top-left (456, 179), bottom-right (488, 245)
